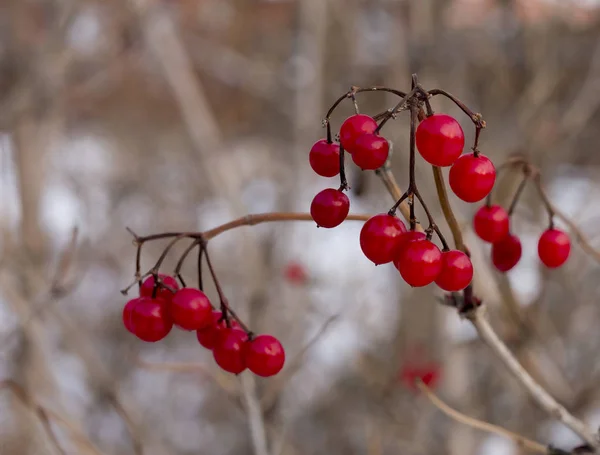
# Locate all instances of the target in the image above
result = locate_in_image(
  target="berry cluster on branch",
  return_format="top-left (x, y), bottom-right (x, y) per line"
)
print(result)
top-left (309, 75), bottom-right (493, 291)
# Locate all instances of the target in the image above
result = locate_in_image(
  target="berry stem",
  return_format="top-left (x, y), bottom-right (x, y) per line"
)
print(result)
top-left (431, 166), bottom-right (466, 252)
top-left (532, 176), bottom-right (556, 229)
top-left (375, 85), bottom-right (419, 133)
top-left (508, 173), bottom-right (530, 216)
top-left (338, 143), bottom-right (348, 191)
top-left (200, 240), bottom-right (251, 334)
top-left (414, 188), bottom-right (450, 251)
top-left (197, 243), bottom-right (205, 291)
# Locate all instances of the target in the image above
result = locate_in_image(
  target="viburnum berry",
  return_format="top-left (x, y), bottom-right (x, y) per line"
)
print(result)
top-left (396, 239), bottom-right (442, 287)
top-left (140, 273), bottom-right (179, 302)
top-left (449, 153), bottom-right (496, 203)
top-left (435, 250), bottom-right (473, 291)
top-left (170, 288), bottom-right (213, 331)
top-left (309, 139), bottom-right (340, 177)
top-left (283, 261), bottom-right (308, 285)
top-left (213, 328), bottom-right (248, 374)
top-left (393, 230), bottom-right (427, 266)
top-left (310, 188), bottom-right (350, 228)
top-left (351, 134), bottom-right (389, 170)
top-left (244, 334), bottom-right (285, 377)
top-left (130, 297), bottom-right (173, 342)
top-left (415, 113), bottom-right (465, 167)
top-left (399, 363), bottom-right (441, 391)
top-left (196, 311), bottom-right (241, 350)
top-left (122, 297), bottom-right (139, 334)
top-left (473, 204), bottom-right (510, 243)
top-left (538, 228), bottom-right (571, 268)
top-left (491, 233), bottom-right (522, 272)
top-left (360, 214), bottom-right (407, 265)
top-left (339, 114), bottom-right (377, 154)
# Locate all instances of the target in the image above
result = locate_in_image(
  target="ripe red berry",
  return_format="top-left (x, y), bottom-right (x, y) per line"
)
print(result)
top-left (170, 288), bottom-right (213, 331)
top-left (140, 274), bottom-right (179, 302)
top-left (351, 134), bottom-right (389, 170)
top-left (435, 250), bottom-right (473, 291)
top-left (309, 139), bottom-right (340, 177)
top-left (130, 297), bottom-right (173, 342)
top-left (538, 228), bottom-right (570, 268)
top-left (123, 298), bottom-right (139, 334)
top-left (244, 334), bottom-right (285, 377)
top-left (283, 261), bottom-right (308, 285)
top-left (393, 230), bottom-right (427, 265)
top-left (396, 239), bottom-right (442, 287)
top-left (213, 328), bottom-right (247, 374)
top-left (449, 153), bottom-right (496, 203)
top-left (339, 114), bottom-right (377, 154)
top-left (196, 311), bottom-right (241, 350)
top-left (416, 113), bottom-right (465, 166)
top-left (360, 214), bottom-right (407, 265)
top-left (310, 188), bottom-right (350, 228)
top-left (473, 204), bottom-right (510, 243)
top-left (400, 364), bottom-right (441, 390)
top-left (491, 234), bottom-right (522, 272)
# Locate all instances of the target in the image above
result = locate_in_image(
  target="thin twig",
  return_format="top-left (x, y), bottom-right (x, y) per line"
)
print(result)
top-left (466, 308), bottom-right (599, 447)
top-left (416, 379), bottom-right (547, 454)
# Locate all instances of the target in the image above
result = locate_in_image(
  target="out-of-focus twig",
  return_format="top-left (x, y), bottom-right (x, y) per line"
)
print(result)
top-left (417, 379), bottom-right (548, 454)
top-left (0, 380), bottom-right (105, 455)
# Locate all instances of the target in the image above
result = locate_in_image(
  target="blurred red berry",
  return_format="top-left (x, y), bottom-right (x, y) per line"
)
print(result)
top-left (435, 250), bottom-right (473, 291)
top-left (196, 311), bottom-right (241, 350)
top-left (400, 363), bottom-right (442, 391)
top-left (130, 297), bottom-right (173, 342)
top-left (339, 114), bottom-right (377, 154)
top-left (491, 233), bottom-right (522, 272)
top-left (244, 334), bottom-right (285, 377)
top-left (449, 153), bottom-right (496, 203)
top-left (309, 139), bottom-right (340, 177)
top-left (538, 228), bottom-right (570, 268)
top-left (360, 214), bottom-right (407, 265)
top-left (396, 239), bottom-right (442, 287)
top-left (473, 205), bottom-right (510, 243)
top-left (213, 328), bottom-right (248, 374)
top-left (416, 113), bottom-right (465, 167)
top-left (310, 188), bottom-right (350, 228)
top-left (284, 261), bottom-right (308, 285)
top-left (122, 298), bottom-right (140, 334)
top-left (351, 134), bottom-right (389, 170)
top-left (140, 274), bottom-right (179, 302)
top-left (170, 288), bottom-right (213, 331)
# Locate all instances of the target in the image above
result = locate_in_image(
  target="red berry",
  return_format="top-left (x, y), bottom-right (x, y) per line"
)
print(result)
top-left (396, 239), bottom-right (442, 287)
top-left (244, 334), bottom-right (285, 377)
top-left (393, 231), bottom-right (427, 267)
top-left (213, 328), bottom-right (247, 374)
top-left (435, 250), bottom-right (473, 291)
top-left (538, 228), bottom-right (570, 268)
top-left (491, 234), bottom-right (522, 272)
top-left (196, 311), bottom-right (241, 350)
top-left (140, 274), bottom-right (179, 302)
top-left (351, 134), bottom-right (389, 170)
top-left (473, 204), bottom-right (510, 243)
top-left (123, 298), bottom-right (139, 334)
top-left (130, 297), bottom-right (173, 342)
top-left (416, 114), bottom-right (465, 166)
top-left (309, 139), bottom-right (340, 177)
top-left (339, 114), bottom-right (377, 154)
top-left (449, 153), bottom-right (496, 203)
top-left (170, 288), bottom-right (213, 331)
top-left (360, 214), bottom-right (407, 265)
top-left (310, 188), bottom-right (350, 228)
top-left (400, 364), bottom-right (441, 390)
top-left (283, 261), bottom-right (308, 285)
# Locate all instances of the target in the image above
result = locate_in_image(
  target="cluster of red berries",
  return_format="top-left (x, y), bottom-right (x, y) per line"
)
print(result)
top-left (122, 274), bottom-right (285, 377)
top-left (473, 205), bottom-right (571, 272)
top-left (308, 112), bottom-right (501, 291)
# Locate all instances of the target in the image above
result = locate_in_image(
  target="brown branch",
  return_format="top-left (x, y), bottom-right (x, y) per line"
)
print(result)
top-left (466, 308), bottom-right (599, 447)
top-left (0, 380), bottom-right (104, 455)
top-left (431, 166), bottom-right (465, 251)
top-left (416, 380), bottom-right (548, 454)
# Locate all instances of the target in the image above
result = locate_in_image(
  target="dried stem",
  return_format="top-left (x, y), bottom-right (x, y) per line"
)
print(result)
top-left (417, 380), bottom-right (548, 454)
top-left (466, 308), bottom-right (599, 447)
